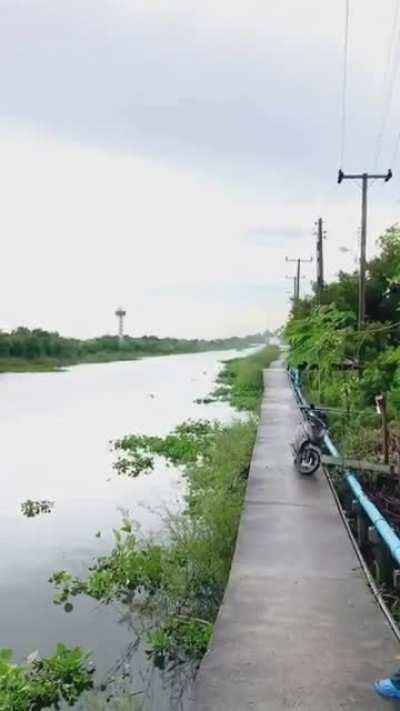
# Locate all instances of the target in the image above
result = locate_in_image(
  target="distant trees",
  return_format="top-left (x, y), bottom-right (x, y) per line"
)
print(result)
top-left (0, 328), bottom-right (270, 365)
top-left (293, 225), bottom-right (400, 326)
top-left (285, 224), bottom-right (400, 430)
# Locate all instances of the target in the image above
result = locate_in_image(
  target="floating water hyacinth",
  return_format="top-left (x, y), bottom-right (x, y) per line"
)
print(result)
top-left (20, 499), bottom-right (55, 518)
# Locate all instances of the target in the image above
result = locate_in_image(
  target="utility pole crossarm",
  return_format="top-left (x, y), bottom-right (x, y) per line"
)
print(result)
top-left (338, 169), bottom-right (392, 183)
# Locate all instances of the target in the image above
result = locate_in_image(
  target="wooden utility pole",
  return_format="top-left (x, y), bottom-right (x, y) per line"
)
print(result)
top-left (285, 275), bottom-right (297, 302)
top-left (286, 274), bottom-right (305, 302)
top-left (375, 394), bottom-right (389, 465)
top-left (316, 218), bottom-right (325, 300)
top-left (337, 169), bottom-right (392, 328)
top-left (285, 257), bottom-right (312, 302)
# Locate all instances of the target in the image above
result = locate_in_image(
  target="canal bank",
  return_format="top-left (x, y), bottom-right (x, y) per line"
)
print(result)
top-left (0, 348), bottom-right (248, 710)
top-left (190, 362), bottom-right (399, 710)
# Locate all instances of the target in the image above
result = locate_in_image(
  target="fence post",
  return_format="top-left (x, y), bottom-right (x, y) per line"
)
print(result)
top-left (368, 526), bottom-right (393, 586)
top-left (355, 506), bottom-right (368, 549)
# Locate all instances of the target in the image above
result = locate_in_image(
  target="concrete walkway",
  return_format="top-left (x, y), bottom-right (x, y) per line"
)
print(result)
top-left (190, 363), bottom-right (400, 710)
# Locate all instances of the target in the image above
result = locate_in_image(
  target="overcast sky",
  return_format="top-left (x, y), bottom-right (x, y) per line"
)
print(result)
top-left (2, 0), bottom-right (400, 338)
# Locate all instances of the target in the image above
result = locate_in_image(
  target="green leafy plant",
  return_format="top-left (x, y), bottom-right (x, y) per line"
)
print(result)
top-left (21, 499), bottom-right (54, 518)
top-left (147, 617), bottom-right (212, 668)
top-left (284, 224), bottom-right (400, 534)
top-left (113, 419), bottom-right (217, 478)
top-left (0, 645), bottom-right (93, 711)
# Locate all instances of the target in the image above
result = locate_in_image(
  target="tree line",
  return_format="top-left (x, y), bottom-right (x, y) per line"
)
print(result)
top-left (0, 327), bottom-right (272, 366)
top-left (285, 225), bottom-right (400, 523)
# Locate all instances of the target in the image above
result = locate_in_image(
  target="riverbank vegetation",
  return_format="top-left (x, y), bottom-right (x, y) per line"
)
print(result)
top-left (1, 345), bottom-right (278, 708)
top-left (51, 419), bottom-right (256, 666)
top-left (46, 345), bottom-right (278, 706)
top-left (0, 328), bottom-right (272, 373)
top-left (213, 345), bottom-right (280, 411)
top-left (285, 225), bottom-right (400, 530)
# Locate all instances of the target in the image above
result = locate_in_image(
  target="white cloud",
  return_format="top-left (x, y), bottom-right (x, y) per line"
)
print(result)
top-left (0, 128), bottom-right (289, 335)
top-left (2, 1), bottom-right (400, 337)
top-left (1, 125), bottom-right (399, 338)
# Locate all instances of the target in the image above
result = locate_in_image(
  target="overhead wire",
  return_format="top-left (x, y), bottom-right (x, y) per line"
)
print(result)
top-left (313, 0), bottom-right (352, 258)
top-left (374, 0), bottom-right (400, 170)
top-left (340, 0), bottom-right (351, 169)
top-left (390, 122), bottom-right (400, 168)
top-left (318, 3), bottom-right (400, 297)
top-left (319, 2), bottom-right (398, 285)
top-left (311, 1), bottom-right (351, 283)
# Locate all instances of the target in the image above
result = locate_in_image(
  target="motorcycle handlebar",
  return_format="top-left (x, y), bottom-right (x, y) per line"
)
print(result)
top-left (299, 405), bottom-right (327, 427)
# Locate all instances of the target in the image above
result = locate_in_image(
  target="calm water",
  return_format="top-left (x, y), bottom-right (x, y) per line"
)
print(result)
top-left (0, 349), bottom-right (247, 709)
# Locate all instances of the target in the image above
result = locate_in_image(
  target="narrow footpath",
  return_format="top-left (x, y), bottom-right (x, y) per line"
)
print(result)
top-left (191, 362), bottom-right (399, 710)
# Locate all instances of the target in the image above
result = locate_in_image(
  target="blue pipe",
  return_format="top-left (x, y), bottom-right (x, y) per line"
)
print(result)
top-left (290, 368), bottom-right (400, 567)
top-left (346, 474), bottom-right (400, 564)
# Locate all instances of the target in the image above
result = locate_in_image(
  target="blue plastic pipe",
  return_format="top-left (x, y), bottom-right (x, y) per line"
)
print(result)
top-left (346, 474), bottom-right (400, 564)
top-left (290, 368), bottom-right (400, 566)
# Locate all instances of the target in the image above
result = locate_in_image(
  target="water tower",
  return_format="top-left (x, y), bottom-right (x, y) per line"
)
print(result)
top-left (115, 307), bottom-right (126, 344)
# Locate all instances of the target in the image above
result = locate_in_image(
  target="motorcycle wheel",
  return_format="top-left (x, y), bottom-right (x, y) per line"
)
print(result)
top-left (297, 445), bottom-right (320, 475)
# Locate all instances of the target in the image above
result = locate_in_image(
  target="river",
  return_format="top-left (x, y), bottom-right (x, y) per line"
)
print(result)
top-left (0, 348), bottom-right (248, 709)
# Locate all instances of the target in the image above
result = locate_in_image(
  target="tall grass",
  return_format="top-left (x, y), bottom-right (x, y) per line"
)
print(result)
top-left (214, 345), bottom-right (280, 412)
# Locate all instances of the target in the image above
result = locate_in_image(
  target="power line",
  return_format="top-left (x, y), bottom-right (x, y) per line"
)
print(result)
top-left (340, 0), bottom-right (351, 168)
top-left (359, 319), bottom-right (400, 335)
top-left (347, 318), bottom-right (400, 341)
top-left (374, 0), bottom-right (400, 170)
top-left (391, 124), bottom-right (400, 167)
top-left (290, 319), bottom-right (400, 346)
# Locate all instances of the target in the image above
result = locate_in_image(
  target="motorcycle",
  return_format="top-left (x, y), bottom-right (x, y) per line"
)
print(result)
top-left (291, 405), bottom-right (327, 475)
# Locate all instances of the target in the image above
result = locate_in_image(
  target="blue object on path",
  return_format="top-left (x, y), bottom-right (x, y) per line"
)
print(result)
top-left (375, 679), bottom-right (400, 699)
